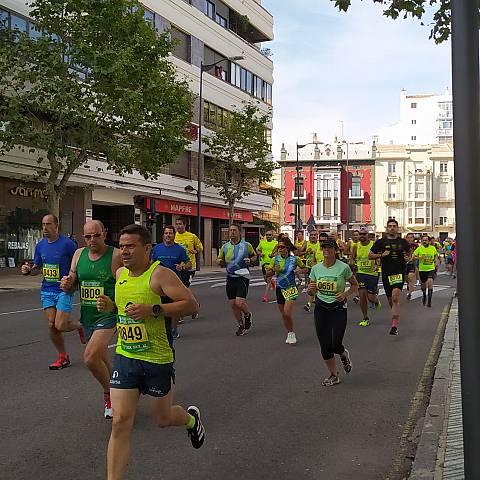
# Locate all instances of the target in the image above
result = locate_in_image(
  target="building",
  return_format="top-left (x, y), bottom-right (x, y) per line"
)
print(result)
top-left (378, 88), bottom-right (453, 145)
top-left (374, 143), bottom-right (455, 240)
top-left (279, 138), bottom-right (375, 239)
top-left (0, 0), bottom-right (274, 268)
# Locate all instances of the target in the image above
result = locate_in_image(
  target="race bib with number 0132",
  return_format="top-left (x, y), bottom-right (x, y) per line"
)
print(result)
top-left (80, 281), bottom-right (104, 306)
top-left (42, 263), bottom-right (60, 282)
top-left (117, 315), bottom-right (150, 352)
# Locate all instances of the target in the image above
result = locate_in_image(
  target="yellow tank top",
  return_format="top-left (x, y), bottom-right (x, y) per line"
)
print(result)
top-left (356, 241), bottom-right (377, 276)
top-left (115, 261), bottom-right (173, 364)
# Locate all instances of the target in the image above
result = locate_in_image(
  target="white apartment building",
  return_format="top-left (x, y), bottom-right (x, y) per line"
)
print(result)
top-left (374, 144), bottom-right (455, 240)
top-left (378, 88), bottom-right (453, 145)
top-left (0, 0), bottom-right (274, 267)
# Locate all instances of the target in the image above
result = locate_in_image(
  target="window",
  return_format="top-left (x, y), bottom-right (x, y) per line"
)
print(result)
top-left (205, 0), bottom-right (215, 18)
top-left (10, 14), bottom-right (27, 32)
top-left (388, 162), bottom-right (396, 174)
top-left (414, 162), bottom-right (422, 172)
top-left (203, 100), bottom-right (230, 130)
top-left (294, 177), bottom-right (304, 198)
top-left (411, 119), bottom-right (417, 124)
top-left (265, 129), bottom-right (272, 151)
top-left (28, 21), bottom-right (42, 39)
top-left (415, 180), bottom-right (425, 199)
top-left (411, 136), bottom-right (417, 141)
top-left (440, 162), bottom-right (448, 173)
top-left (215, 13), bottom-right (227, 28)
top-left (143, 9), bottom-right (155, 26)
top-left (240, 67), bottom-right (247, 91)
top-left (411, 102), bottom-right (417, 108)
top-left (350, 203), bottom-right (361, 222)
top-left (415, 203), bottom-right (424, 224)
top-left (439, 182), bottom-right (448, 199)
top-left (351, 176), bottom-right (361, 197)
top-left (171, 27), bottom-right (191, 63)
top-left (387, 183), bottom-right (396, 199)
top-left (323, 198), bottom-right (332, 216)
top-left (246, 71), bottom-right (253, 94)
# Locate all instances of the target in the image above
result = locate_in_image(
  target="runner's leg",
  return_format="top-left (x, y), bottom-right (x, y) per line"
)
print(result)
top-left (107, 388), bottom-right (140, 480)
top-left (84, 328), bottom-right (115, 392)
top-left (151, 386), bottom-right (191, 428)
top-left (55, 309), bottom-right (82, 332)
top-left (44, 307), bottom-right (66, 355)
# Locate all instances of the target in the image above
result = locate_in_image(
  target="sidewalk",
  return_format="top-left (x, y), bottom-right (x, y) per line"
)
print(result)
top-left (0, 265), bottom-right (228, 293)
top-left (409, 297), bottom-right (464, 479)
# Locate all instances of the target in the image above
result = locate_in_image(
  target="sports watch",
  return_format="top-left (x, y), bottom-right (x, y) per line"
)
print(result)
top-left (152, 304), bottom-right (163, 318)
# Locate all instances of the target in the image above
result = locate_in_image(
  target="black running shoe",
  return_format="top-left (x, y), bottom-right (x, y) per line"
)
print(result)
top-left (187, 406), bottom-right (205, 449)
top-left (427, 303), bottom-right (432, 308)
top-left (235, 324), bottom-right (246, 336)
top-left (244, 312), bottom-right (253, 331)
top-left (389, 326), bottom-right (398, 336)
top-left (407, 293), bottom-right (411, 301)
top-left (422, 296), bottom-right (427, 306)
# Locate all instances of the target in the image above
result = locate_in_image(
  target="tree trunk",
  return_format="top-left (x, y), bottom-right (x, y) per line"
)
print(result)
top-left (228, 201), bottom-right (235, 226)
top-left (45, 184), bottom-right (60, 218)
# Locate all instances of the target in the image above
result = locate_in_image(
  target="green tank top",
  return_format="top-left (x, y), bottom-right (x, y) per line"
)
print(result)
top-left (356, 241), bottom-right (377, 276)
top-left (306, 241), bottom-right (320, 267)
top-left (115, 261), bottom-right (173, 365)
top-left (77, 246), bottom-right (116, 327)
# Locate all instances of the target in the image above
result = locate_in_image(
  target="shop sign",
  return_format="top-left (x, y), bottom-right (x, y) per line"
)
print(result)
top-left (7, 241), bottom-right (28, 250)
top-left (9, 185), bottom-right (47, 199)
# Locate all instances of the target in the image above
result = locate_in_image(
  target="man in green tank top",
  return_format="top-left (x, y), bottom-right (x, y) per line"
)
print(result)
top-left (61, 220), bottom-right (123, 419)
top-left (96, 224), bottom-right (205, 480)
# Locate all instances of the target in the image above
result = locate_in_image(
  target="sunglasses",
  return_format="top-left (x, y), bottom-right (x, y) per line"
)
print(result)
top-left (84, 233), bottom-right (102, 239)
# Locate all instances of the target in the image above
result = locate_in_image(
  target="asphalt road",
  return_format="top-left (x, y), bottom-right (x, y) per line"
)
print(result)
top-left (0, 270), bottom-right (455, 480)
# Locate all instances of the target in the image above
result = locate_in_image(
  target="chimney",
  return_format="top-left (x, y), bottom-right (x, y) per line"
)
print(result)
top-left (314, 144), bottom-right (320, 160)
top-left (280, 143), bottom-right (287, 161)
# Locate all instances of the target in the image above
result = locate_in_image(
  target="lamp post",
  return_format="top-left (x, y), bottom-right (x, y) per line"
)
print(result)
top-left (197, 55), bottom-right (244, 245)
top-left (295, 139), bottom-right (323, 233)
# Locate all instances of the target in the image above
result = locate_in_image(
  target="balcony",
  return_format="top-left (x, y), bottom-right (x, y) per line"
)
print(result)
top-left (435, 219), bottom-right (456, 228)
top-left (384, 193), bottom-right (404, 203)
top-left (435, 195), bottom-right (455, 203)
top-left (349, 189), bottom-right (364, 200)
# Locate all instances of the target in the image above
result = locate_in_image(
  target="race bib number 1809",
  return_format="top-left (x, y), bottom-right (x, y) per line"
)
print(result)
top-left (80, 281), bottom-right (104, 306)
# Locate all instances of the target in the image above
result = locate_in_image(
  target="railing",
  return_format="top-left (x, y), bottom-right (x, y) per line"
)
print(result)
top-left (349, 189), bottom-right (364, 199)
top-left (384, 193), bottom-right (404, 202)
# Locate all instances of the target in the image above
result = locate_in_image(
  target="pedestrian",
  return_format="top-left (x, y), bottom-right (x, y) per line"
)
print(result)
top-left (97, 224), bottom-right (204, 480)
top-left (270, 236), bottom-right (307, 345)
top-left (151, 225), bottom-right (192, 338)
top-left (308, 239), bottom-right (358, 386)
top-left (21, 214), bottom-right (82, 369)
top-left (216, 224), bottom-right (257, 336)
top-left (60, 220), bottom-right (123, 419)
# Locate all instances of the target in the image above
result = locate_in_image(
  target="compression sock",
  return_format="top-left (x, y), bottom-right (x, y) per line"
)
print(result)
top-left (428, 289), bottom-right (433, 306)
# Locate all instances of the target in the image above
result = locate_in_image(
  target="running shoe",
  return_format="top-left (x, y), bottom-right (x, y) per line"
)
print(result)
top-left (303, 303), bottom-right (311, 313)
top-left (322, 374), bottom-right (340, 387)
top-left (187, 406), bottom-right (205, 449)
top-left (243, 312), bottom-right (253, 331)
top-left (353, 296), bottom-right (359, 304)
top-left (261, 295), bottom-right (268, 302)
top-left (78, 327), bottom-right (86, 345)
top-left (407, 293), bottom-right (412, 301)
top-left (375, 301), bottom-right (382, 310)
top-left (104, 393), bottom-right (113, 419)
top-left (191, 314), bottom-right (198, 319)
top-left (178, 318), bottom-right (184, 324)
top-left (286, 332), bottom-right (297, 345)
top-left (359, 319), bottom-right (369, 327)
top-left (427, 302), bottom-right (432, 308)
top-left (49, 354), bottom-right (71, 370)
top-left (416, 280), bottom-right (420, 286)
top-left (422, 296), bottom-right (427, 306)
top-left (172, 330), bottom-right (180, 340)
top-left (340, 349), bottom-right (352, 373)
top-left (235, 323), bottom-right (246, 336)
top-left (389, 326), bottom-right (398, 336)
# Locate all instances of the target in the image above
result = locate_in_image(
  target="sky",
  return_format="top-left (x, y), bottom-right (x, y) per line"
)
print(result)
top-left (262, 0), bottom-right (452, 159)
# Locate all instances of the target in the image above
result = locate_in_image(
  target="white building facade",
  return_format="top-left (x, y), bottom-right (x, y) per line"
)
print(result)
top-left (374, 144), bottom-right (455, 240)
top-left (0, 0), bottom-right (274, 267)
top-left (378, 88), bottom-right (453, 145)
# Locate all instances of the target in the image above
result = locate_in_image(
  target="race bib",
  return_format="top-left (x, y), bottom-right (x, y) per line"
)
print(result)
top-left (317, 280), bottom-right (337, 295)
top-left (80, 281), bottom-right (104, 306)
top-left (42, 263), bottom-right (60, 282)
top-left (281, 286), bottom-right (299, 301)
top-left (359, 260), bottom-right (375, 272)
top-left (117, 315), bottom-right (150, 352)
top-left (422, 256), bottom-right (434, 265)
top-left (388, 273), bottom-right (403, 285)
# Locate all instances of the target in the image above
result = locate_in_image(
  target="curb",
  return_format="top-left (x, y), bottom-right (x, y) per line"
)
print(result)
top-left (409, 298), bottom-right (458, 479)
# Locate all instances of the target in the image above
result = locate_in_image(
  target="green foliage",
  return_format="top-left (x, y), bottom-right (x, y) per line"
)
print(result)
top-left (330, 0), bottom-right (473, 44)
top-left (203, 102), bottom-right (276, 224)
top-left (0, 0), bottom-right (194, 213)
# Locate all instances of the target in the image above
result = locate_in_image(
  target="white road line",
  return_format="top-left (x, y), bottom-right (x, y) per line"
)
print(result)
top-left (0, 302), bottom-right (81, 316)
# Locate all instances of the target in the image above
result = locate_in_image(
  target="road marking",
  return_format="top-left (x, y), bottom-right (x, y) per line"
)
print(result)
top-left (0, 302), bottom-right (81, 316)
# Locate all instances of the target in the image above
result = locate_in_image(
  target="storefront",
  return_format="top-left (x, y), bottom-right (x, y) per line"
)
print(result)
top-left (144, 197), bottom-right (259, 266)
top-left (0, 177), bottom-right (90, 270)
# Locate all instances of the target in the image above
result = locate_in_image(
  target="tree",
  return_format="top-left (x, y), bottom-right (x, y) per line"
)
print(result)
top-left (203, 102), bottom-right (276, 225)
top-left (0, 0), bottom-right (194, 215)
top-left (330, 0), bottom-right (478, 43)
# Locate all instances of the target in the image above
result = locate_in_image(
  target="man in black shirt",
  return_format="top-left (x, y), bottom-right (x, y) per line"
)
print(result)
top-left (369, 219), bottom-right (411, 335)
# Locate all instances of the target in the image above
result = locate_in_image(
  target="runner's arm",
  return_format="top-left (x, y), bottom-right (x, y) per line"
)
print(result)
top-left (60, 247), bottom-right (83, 292)
top-left (193, 235), bottom-right (203, 254)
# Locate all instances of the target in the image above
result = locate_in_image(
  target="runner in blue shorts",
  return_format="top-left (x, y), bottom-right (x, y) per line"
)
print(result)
top-left (21, 214), bottom-right (82, 370)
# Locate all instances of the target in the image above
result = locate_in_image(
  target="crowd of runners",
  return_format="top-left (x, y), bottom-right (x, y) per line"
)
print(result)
top-left (21, 213), bottom-right (456, 479)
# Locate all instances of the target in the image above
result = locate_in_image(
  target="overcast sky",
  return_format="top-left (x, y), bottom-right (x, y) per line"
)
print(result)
top-left (262, 0), bottom-right (452, 159)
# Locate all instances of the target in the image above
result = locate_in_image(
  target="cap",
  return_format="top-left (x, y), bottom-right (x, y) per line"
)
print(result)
top-left (359, 226), bottom-right (369, 233)
top-left (321, 239), bottom-right (337, 249)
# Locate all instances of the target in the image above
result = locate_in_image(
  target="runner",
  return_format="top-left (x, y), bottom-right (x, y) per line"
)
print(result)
top-left (151, 225), bottom-right (192, 339)
top-left (60, 220), bottom-right (122, 418)
top-left (352, 227), bottom-right (380, 326)
top-left (369, 219), bottom-right (411, 335)
top-left (216, 224), bottom-right (257, 336)
top-left (307, 239), bottom-right (358, 386)
top-left (174, 217), bottom-right (203, 318)
top-left (413, 234), bottom-right (440, 307)
top-left (294, 230), bottom-right (308, 287)
top-left (346, 230), bottom-right (360, 262)
top-left (269, 237), bottom-right (307, 345)
top-left (21, 214), bottom-right (81, 370)
top-left (256, 230), bottom-right (278, 302)
top-left (96, 224), bottom-right (204, 480)
top-left (404, 232), bottom-right (417, 300)
top-left (303, 229), bottom-right (321, 312)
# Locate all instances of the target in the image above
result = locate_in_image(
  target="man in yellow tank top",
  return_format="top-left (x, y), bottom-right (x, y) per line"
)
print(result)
top-left (97, 224), bottom-right (205, 480)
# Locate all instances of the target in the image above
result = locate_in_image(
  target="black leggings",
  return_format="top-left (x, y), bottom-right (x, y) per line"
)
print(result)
top-left (314, 303), bottom-right (347, 360)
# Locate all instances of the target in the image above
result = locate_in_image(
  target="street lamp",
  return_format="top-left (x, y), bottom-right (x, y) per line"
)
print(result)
top-left (295, 139), bottom-right (323, 233)
top-left (196, 55), bottom-right (244, 249)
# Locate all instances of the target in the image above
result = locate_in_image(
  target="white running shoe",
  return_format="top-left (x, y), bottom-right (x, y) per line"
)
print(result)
top-left (286, 332), bottom-right (297, 345)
